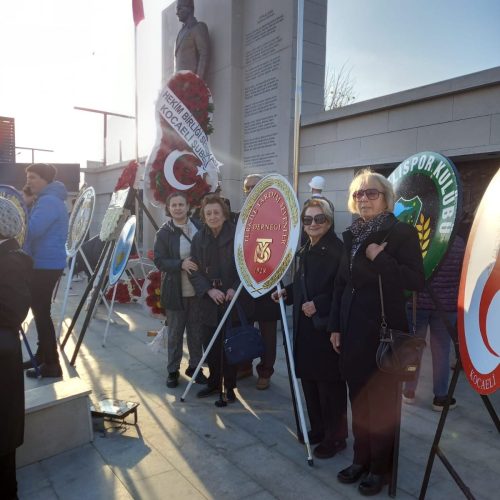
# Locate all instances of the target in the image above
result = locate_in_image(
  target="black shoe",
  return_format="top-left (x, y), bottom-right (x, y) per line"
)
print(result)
top-left (337, 464), bottom-right (368, 484)
top-left (26, 363), bottom-right (62, 379)
top-left (22, 353), bottom-right (42, 370)
top-left (313, 440), bottom-right (346, 459)
top-left (358, 472), bottom-right (387, 496)
top-left (195, 372), bottom-right (208, 385)
top-left (226, 388), bottom-right (237, 403)
top-left (185, 366), bottom-right (209, 385)
top-left (166, 371), bottom-right (179, 388)
top-left (298, 430), bottom-right (324, 445)
top-left (432, 396), bottom-right (457, 411)
top-left (196, 385), bottom-right (220, 398)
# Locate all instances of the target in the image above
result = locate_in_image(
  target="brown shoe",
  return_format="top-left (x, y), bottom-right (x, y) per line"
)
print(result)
top-left (256, 377), bottom-right (270, 390)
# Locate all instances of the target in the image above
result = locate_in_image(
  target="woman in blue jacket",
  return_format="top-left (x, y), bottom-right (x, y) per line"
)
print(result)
top-left (23, 163), bottom-right (68, 378)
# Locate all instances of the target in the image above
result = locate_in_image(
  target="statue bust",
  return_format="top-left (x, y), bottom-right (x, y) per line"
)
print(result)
top-left (174, 0), bottom-right (210, 81)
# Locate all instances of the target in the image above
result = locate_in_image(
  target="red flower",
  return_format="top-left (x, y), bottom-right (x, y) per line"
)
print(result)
top-left (145, 71), bottom-right (215, 207)
top-left (114, 160), bottom-right (139, 192)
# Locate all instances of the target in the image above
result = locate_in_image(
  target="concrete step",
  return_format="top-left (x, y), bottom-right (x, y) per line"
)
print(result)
top-left (17, 376), bottom-right (93, 468)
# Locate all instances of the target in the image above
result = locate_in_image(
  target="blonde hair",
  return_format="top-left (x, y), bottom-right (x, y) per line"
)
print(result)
top-left (302, 198), bottom-right (334, 230)
top-left (347, 168), bottom-right (395, 214)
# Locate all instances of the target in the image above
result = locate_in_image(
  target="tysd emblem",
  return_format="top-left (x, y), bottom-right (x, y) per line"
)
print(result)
top-left (235, 174), bottom-right (301, 298)
top-left (389, 152), bottom-right (462, 279)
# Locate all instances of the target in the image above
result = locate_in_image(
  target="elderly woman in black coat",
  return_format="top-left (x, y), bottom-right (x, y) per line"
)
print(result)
top-left (329, 169), bottom-right (424, 496)
top-left (0, 198), bottom-right (32, 499)
top-left (273, 197), bottom-right (347, 460)
top-left (189, 194), bottom-right (244, 402)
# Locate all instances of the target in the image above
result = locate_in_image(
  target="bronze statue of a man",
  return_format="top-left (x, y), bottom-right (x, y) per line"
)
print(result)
top-left (174, 0), bottom-right (210, 80)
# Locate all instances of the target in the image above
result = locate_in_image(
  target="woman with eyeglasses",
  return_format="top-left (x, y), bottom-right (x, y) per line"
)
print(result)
top-left (273, 198), bottom-right (347, 460)
top-left (328, 169), bottom-right (424, 496)
top-left (188, 194), bottom-right (251, 402)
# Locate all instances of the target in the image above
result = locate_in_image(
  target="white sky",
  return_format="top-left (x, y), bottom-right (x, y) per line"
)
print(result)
top-left (1, 0), bottom-right (499, 167)
top-left (0, 0), bottom-right (175, 166)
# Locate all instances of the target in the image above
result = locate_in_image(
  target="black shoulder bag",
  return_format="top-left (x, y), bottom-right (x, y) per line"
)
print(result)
top-left (375, 278), bottom-right (426, 381)
top-left (374, 223), bottom-right (426, 380)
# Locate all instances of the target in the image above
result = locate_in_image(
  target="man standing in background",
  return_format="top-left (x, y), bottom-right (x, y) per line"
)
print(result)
top-left (22, 163), bottom-right (68, 379)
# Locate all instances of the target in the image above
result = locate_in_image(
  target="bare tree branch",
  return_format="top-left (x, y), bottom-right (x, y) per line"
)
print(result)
top-left (324, 62), bottom-right (357, 110)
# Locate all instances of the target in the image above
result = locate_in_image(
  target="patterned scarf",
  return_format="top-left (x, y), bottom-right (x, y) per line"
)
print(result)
top-left (349, 212), bottom-right (392, 266)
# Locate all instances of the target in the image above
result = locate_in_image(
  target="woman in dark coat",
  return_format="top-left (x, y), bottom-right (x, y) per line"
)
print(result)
top-left (329, 169), bottom-right (424, 496)
top-left (273, 198), bottom-right (347, 459)
top-left (0, 198), bottom-right (33, 499)
top-left (188, 194), bottom-right (245, 401)
top-left (154, 192), bottom-right (207, 388)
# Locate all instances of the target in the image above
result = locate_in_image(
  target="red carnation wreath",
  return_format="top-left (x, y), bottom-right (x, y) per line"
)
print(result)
top-left (105, 278), bottom-right (144, 304)
top-left (114, 160), bottom-right (139, 192)
top-left (145, 71), bottom-right (216, 207)
top-left (143, 270), bottom-right (165, 317)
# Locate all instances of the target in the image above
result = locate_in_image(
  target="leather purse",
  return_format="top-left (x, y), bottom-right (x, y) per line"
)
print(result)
top-left (375, 276), bottom-right (426, 381)
top-left (224, 303), bottom-right (265, 365)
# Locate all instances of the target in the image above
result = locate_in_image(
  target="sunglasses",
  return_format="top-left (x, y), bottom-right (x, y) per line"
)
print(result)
top-left (352, 189), bottom-right (384, 201)
top-left (302, 214), bottom-right (327, 225)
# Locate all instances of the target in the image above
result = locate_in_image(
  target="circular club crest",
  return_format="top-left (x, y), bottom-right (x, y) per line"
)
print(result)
top-left (0, 185), bottom-right (28, 246)
top-left (388, 152), bottom-right (461, 280)
top-left (235, 174), bottom-right (301, 298)
top-left (109, 216), bottom-right (136, 286)
top-left (66, 187), bottom-right (96, 257)
top-left (458, 169), bottom-right (500, 395)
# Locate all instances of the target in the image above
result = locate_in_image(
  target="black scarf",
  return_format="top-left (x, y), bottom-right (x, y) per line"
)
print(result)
top-left (349, 212), bottom-right (392, 266)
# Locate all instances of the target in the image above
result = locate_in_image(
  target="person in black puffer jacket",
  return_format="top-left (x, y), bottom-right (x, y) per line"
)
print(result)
top-left (403, 235), bottom-right (466, 411)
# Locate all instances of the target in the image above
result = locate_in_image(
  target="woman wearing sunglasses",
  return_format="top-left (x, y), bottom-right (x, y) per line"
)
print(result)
top-left (273, 198), bottom-right (347, 460)
top-left (328, 169), bottom-right (424, 496)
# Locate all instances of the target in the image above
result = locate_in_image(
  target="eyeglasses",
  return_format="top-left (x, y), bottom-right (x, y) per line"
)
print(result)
top-left (302, 214), bottom-right (327, 225)
top-left (352, 189), bottom-right (384, 201)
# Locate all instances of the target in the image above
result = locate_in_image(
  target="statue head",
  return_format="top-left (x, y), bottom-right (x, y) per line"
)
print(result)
top-left (176, 0), bottom-right (194, 23)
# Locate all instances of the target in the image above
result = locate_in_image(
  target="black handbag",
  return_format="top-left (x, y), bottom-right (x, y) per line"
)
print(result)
top-left (375, 276), bottom-right (426, 381)
top-left (224, 303), bottom-right (265, 365)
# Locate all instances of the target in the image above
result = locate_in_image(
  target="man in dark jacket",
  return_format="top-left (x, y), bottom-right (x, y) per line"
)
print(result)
top-left (23, 163), bottom-right (69, 378)
top-left (0, 197), bottom-right (33, 499)
top-left (403, 235), bottom-right (466, 410)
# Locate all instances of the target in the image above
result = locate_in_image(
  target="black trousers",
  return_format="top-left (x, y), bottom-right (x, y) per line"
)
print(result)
top-left (347, 370), bottom-right (398, 475)
top-left (30, 269), bottom-right (63, 365)
top-left (204, 324), bottom-right (237, 390)
top-left (301, 379), bottom-right (348, 444)
top-left (0, 451), bottom-right (17, 499)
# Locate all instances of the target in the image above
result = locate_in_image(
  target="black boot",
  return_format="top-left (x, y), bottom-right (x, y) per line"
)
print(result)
top-left (166, 370), bottom-right (180, 388)
top-left (337, 464), bottom-right (368, 484)
top-left (26, 363), bottom-right (62, 379)
top-left (358, 472), bottom-right (387, 496)
top-left (22, 352), bottom-right (42, 370)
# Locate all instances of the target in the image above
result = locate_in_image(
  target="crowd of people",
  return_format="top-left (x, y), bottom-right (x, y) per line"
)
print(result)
top-left (3, 163), bottom-right (467, 498)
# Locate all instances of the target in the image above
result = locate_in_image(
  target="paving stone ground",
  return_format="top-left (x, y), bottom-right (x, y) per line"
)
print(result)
top-left (18, 278), bottom-right (500, 499)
